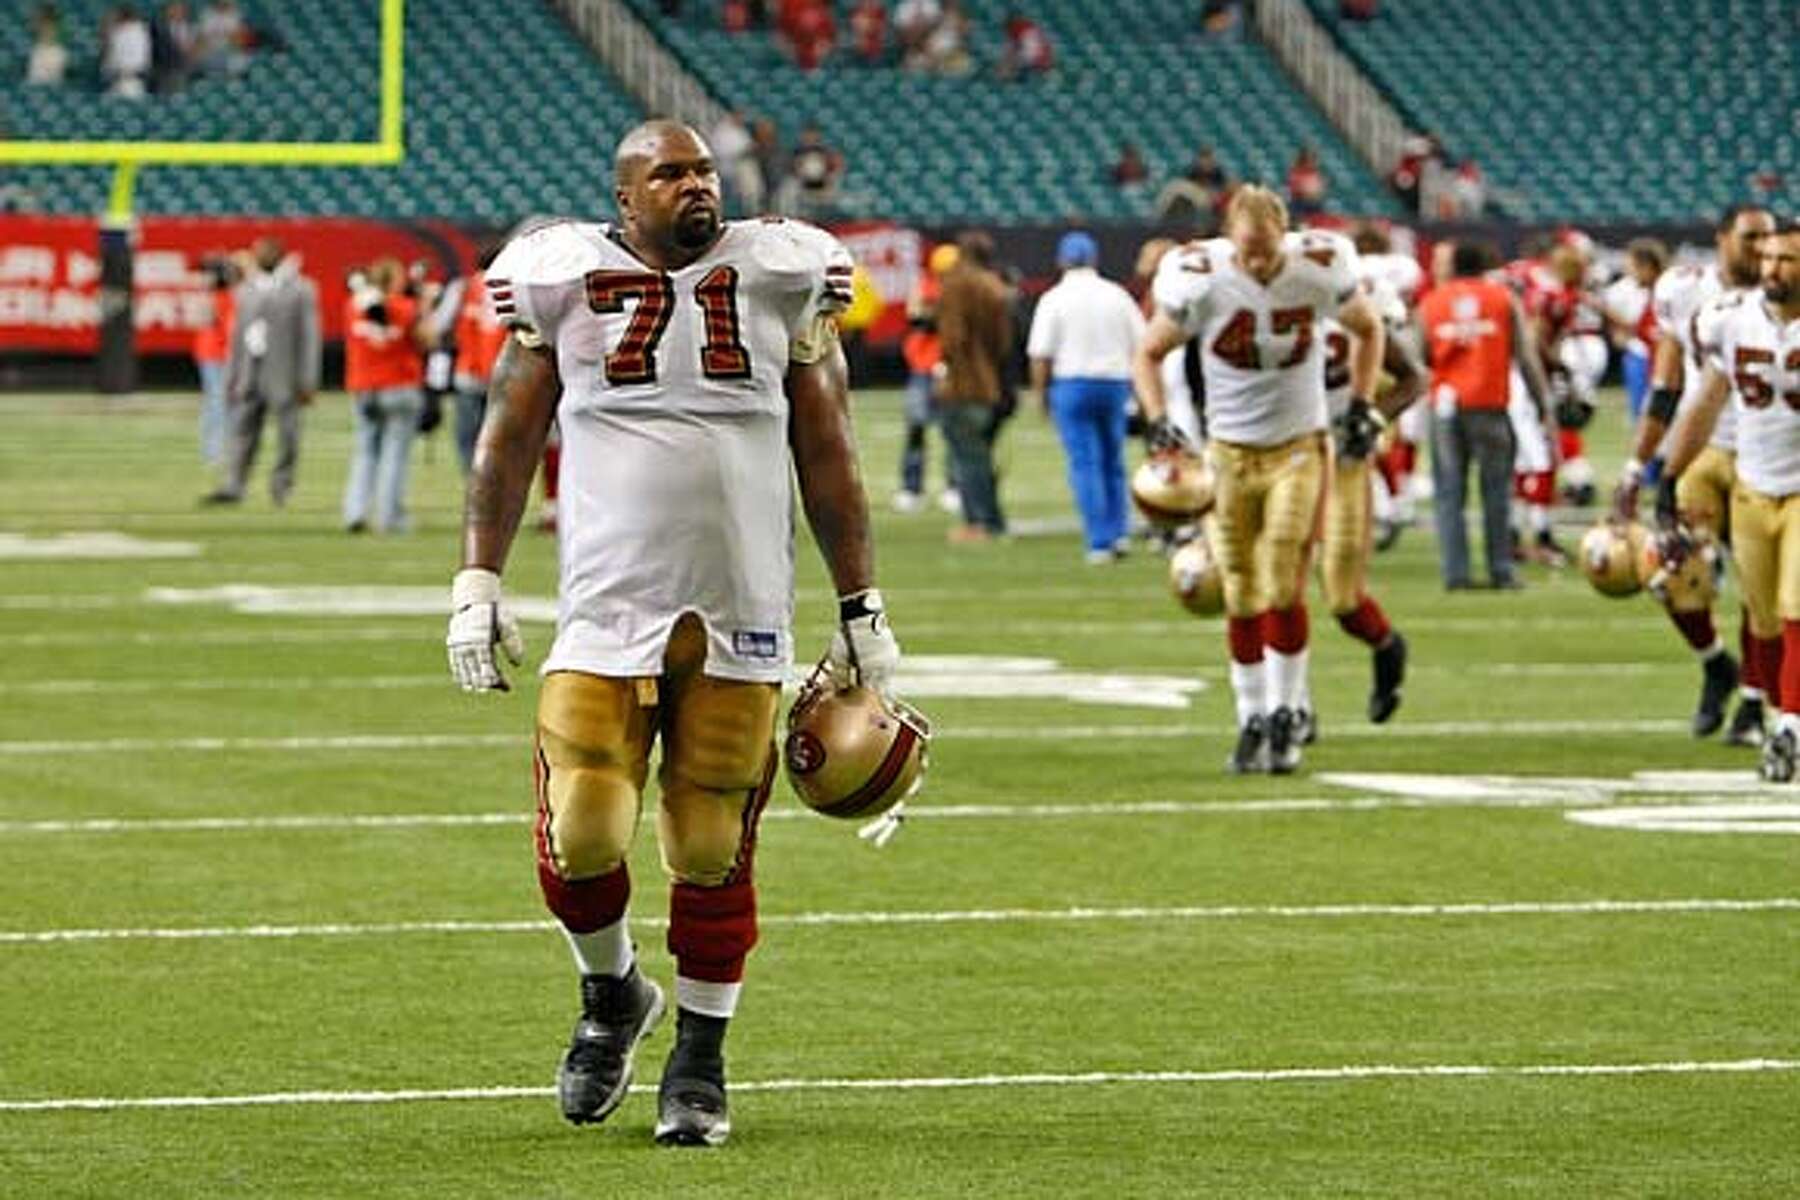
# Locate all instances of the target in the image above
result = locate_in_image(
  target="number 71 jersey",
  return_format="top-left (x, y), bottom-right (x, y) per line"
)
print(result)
top-left (484, 217), bottom-right (853, 684)
top-left (1153, 230), bottom-right (1360, 447)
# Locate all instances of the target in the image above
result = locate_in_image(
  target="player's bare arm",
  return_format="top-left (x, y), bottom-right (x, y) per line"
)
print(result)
top-left (788, 338), bottom-right (874, 597)
top-left (1630, 330), bottom-right (1686, 462)
top-left (1377, 323), bottom-right (1426, 420)
top-left (1028, 356), bottom-right (1051, 410)
top-left (1131, 310), bottom-right (1188, 430)
top-left (1336, 292), bottom-right (1387, 402)
top-left (1509, 295), bottom-right (1552, 416)
top-left (1660, 366), bottom-right (1731, 485)
top-left (462, 335), bottom-right (560, 572)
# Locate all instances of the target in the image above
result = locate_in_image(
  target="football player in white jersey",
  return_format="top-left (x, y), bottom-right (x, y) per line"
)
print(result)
top-left (1614, 205), bottom-right (1776, 743)
top-left (1659, 224), bottom-right (1800, 780)
top-left (1132, 186), bottom-right (1387, 774)
top-left (444, 121), bottom-right (900, 1147)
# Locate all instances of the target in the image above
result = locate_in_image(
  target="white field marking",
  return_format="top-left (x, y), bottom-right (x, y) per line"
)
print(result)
top-left (0, 627), bottom-right (424, 648)
top-left (0, 594), bottom-right (133, 611)
top-left (0, 532), bottom-right (200, 560)
top-left (0, 720), bottom-right (1695, 757)
top-left (4, 1057), bottom-right (1796, 1113)
top-left (6, 898), bottom-right (1796, 946)
top-left (0, 675), bottom-right (450, 696)
top-left (1568, 805), bottom-right (1800, 835)
top-left (1319, 770), bottom-right (1796, 801)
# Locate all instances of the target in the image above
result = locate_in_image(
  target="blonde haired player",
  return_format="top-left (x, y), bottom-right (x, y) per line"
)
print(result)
top-left (1133, 186), bottom-right (1387, 774)
top-left (446, 121), bottom-right (900, 1147)
top-left (1658, 224), bottom-right (1800, 781)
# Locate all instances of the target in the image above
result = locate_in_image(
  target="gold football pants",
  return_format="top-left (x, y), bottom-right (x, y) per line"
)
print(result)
top-left (1677, 445), bottom-right (1736, 541)
top-left (1206, 432), bottom-right (1329, 617)
top-left (1321, 453), bottom-right (1373, 615)
top-left (1729, 483), bottom-right (1800, 640)
top-left (534, 614), bottom-right (779, 888)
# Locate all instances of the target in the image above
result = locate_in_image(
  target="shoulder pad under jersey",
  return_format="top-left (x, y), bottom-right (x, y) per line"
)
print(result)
top-left (742, 217), bottom-right (855, 311)
top-left (1152, 238), bottom-right (1226, 322)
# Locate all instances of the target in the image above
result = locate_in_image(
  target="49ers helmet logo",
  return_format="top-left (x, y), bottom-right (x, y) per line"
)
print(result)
top-left (784, 729), bottom-right (827, 775)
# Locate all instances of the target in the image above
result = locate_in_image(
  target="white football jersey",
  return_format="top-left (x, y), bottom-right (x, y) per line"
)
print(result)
top-left (1154, 230), bottom-right (1360, 446)
top-left (1702, 294), bottom-right (1800, 498)
top-left (1357, 251), bottom-right (1423, 306)
top-left (1322, 276), bottom-right (1407, 419)
top-left (486, 218), bottom-right (853, 683)
top-left (1652, 262), bottom-right (1737, 450)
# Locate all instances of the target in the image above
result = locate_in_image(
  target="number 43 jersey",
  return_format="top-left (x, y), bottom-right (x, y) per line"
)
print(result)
top-left (1153, 230), bottom-right (1360, 447)
top-left (487, 218), bottom-right (853, 684)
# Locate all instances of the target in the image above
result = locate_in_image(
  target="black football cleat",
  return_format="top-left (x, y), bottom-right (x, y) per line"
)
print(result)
top-left (1227, 715), bottom-right (1268, 774)
top-left (1369, 633), bottom-right (1408, 724)
top-left (1295, 706), bottom-right (1319, 745)
top-left (654, 1010), bottom-right (730, 1148)
top-left (558, 967), bottom-right (665, 1127)
top-left (1692, 652), bottom-right (1739, 738)
top-left (1725, 695), bottom-right (1766, 748)
top-left (1759, 727), bottom-right (1796, 783)
top-left (1266, 707), bottom-right (1302, 775)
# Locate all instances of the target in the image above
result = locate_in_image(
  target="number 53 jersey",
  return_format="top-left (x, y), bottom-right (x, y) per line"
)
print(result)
top-left (1153, 230), bottom-right (1360, 448)
top-left (487, 218), bottom-right (854, 684)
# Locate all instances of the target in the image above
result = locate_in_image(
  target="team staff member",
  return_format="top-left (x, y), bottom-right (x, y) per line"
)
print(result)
top-left (1659, 224), bottom-right (1800, 781)
top-left (1028, 231), bottom-right (1146, 563)
top-left (447, 121), bottom-right (900, 1147)
top-left (1417, 241), bottom-right (1551, 590)
top-left (936, 231), bottom-right (1014, 542)
top-left (342, 259), bottom-right (427, 534)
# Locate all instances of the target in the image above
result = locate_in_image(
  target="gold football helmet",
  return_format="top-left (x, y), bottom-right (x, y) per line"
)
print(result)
top-left (1131, 453), bottom-right (1214, 527)
top-left (1168, 536), bottom-right (1224, 616)
top-left (1638, 527), bottom-right (1718, 612)
top-left (783, 660), bottom-right (930, 820)
top-left (1578, 520), bottom-right (1647, 598)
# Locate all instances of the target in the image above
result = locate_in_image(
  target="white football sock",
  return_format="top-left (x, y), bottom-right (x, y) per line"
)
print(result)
top-left (1229, 660), bottom-right (1266, 727)
top-left (676, 976), bottom-right (742, 1019)
top-left (1530, 504), bottom-right (1551, 535)
top-left (1778, 711), bottom-right (1800, 738)
top-left (1741, 686), bottom-right (1765, 701)
top-left (1266, 647), bottom-right (1310, 712)
top-left (564, 918), bottom-right (633, 979)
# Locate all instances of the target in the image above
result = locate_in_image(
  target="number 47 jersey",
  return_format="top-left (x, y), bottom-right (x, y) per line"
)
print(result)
top-left (1153, 230), bottom-right (1361, 448)
top-left (486, 218), bottom-right (854, 684)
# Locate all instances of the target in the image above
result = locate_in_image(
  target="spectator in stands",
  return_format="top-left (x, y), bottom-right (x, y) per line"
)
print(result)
top-left (1156, 145), bottom-right (1231, 228)
top-left (850, 0), bottom-right (887, 65)
top-left (894, 0), bottom-right (941, 67)
top-left (197, 0), bottom-right (247, 77)
top-left (778, 0), bottom-right (835, 70)
top-left (150, 2), bottom-right (195, 93)
top-left (1390, 131), bottom-right (1442, 214)
top-left (101, 5), bottom-right (152, 97)
top-left (342, 258), bottom-right (427, 534)
top-left (25, 5), bottom-right (67, 87)
top-left (1340, 0), bottom-right (1379, 18)
top-left (780, 124), bottom-right (844, 217)
top-left (205, 236), bottom-right (320, 510)
top-left (1200, 0), bottom-right (1240, 39)
top-left (921, 0), bottom-right (971, 75)
top-left (1287, 145), bottom-right (1328, 216)
top-left (710, 110), bottom-right (764, 215)
top-left (936, 231), bottom-right (1013, 542)
top-left (997, 11), bottom-right (1052, 80)
top-left (1111, 142), bottom-right (1149, 190)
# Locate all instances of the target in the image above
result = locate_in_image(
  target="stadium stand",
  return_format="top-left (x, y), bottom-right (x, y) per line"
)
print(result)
top-left (568, 0), bottom-right (1397, 222)
top-left (1, 0), bottom-right (643, 221)
top-left (1308, 0), bottom-right (1798, 222)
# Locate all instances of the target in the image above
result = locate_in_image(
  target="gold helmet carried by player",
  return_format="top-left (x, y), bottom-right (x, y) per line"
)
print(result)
top-left (1131, 453), bottom-right (1214, 527)
top-left (783, 659), bottom-right (931, 821)
top-left (1639, 527), bottom-right (1719, 612)
top-left (1578, 519), bottom-right (1647, 598)
top-left (1168, 535), bottom-right (1224, 616)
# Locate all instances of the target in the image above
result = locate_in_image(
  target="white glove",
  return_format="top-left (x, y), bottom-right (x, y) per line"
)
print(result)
top-left (446, 567), bottom-right (525, 692)
top-left (828, 588), bottom-right (900, 694)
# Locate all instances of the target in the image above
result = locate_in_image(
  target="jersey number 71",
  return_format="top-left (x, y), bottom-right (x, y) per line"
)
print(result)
top-left (584, 267), bottom-right (752, 385)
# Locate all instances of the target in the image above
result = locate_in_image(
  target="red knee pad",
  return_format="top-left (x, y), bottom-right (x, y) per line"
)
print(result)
top-left (1263, 604), bottom-right (1309, 655)
top-left (668, 881), bottom-right (758, 984)
top-left (1227, 614), bottom-right (1264, 665)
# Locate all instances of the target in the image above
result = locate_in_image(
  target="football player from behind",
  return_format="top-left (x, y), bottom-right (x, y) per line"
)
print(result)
top-left (1614, 205), bottom-right (1777, 742)
top-left (447, 121), bottom-right (902, 1147)
top-left (1133, 186), bottom-right (1387, 774)
top-left (1658, 224), bottom-right (1800, 780)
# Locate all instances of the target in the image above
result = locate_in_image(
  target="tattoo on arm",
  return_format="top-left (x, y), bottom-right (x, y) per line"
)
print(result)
top-left (462, 335), bottom-right (559, 572)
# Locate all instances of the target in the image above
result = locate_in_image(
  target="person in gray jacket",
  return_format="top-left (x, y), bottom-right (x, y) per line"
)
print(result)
top-left (204, 237), bottom-right (321, 506)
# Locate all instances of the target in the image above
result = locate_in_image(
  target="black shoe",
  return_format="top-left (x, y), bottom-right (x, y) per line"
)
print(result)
top-left (1693, 653), bottom-right (1739, 738)
top-left (1534, 530), bottom-right (1570, 568)
top-left (1374, 519), bottom-right (1403, 553)
top-left (1760, 727), bottom-right (1796, 783)
top-left (654, 1010), bottom-right (730, 1148)
top-left (1266, 706), bottom-right (1301, 775)
top-left (1725, 695), bottom-right (1766, 748)
top-left (1490, 575), bottom-right (1526, 591)
top-left (199, 489), bottom-right (241, 506)
top-left (558, 967), bottom-right (665, 1126)
top-left (1295, 706), bottom-right (1318, 746)
top-left (1369, 633), bottom-right (1407, 724)
top-left (1227, 715), bottom-right (1268, 774)
top-left (345, 520), bottom-right (368, 534)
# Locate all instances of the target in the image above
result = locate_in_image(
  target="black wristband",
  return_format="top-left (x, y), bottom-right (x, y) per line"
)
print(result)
top-left (1646, 386), bottom-right (1680, 424)
top-left (838, 589), bottom-right (884, 622)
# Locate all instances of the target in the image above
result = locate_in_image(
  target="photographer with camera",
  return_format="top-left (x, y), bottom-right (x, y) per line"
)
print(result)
top-left (342, 257), bottom-right (429, 534)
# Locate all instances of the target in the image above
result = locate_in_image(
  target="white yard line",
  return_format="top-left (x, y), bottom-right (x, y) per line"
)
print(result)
top-left (2, 1057), bottom-right (1793, 1113)
top-left (0, 719), bottom-right (1691, 756)
top-left (4, 898), bottom-right (1794, 945)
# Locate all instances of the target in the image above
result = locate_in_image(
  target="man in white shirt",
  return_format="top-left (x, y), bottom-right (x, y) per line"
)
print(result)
top-left (1028, 232), bottom-right (1146, 562)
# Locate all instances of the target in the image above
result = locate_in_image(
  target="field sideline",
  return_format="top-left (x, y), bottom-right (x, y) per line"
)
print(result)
top-left (1, 388), bottom-right (1796, 1198)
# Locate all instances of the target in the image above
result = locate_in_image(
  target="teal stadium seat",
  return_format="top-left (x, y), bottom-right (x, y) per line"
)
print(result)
top-left (1307, 0), bottom-right (1797, 221)
top-left (621, 0), bottom-right (1398, 221)
top-left (1, 0), bottom-right (644, 222)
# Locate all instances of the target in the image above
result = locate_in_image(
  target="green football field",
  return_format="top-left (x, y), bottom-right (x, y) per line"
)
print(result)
top-left (1, 388), bottom-right (1795, 1198)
